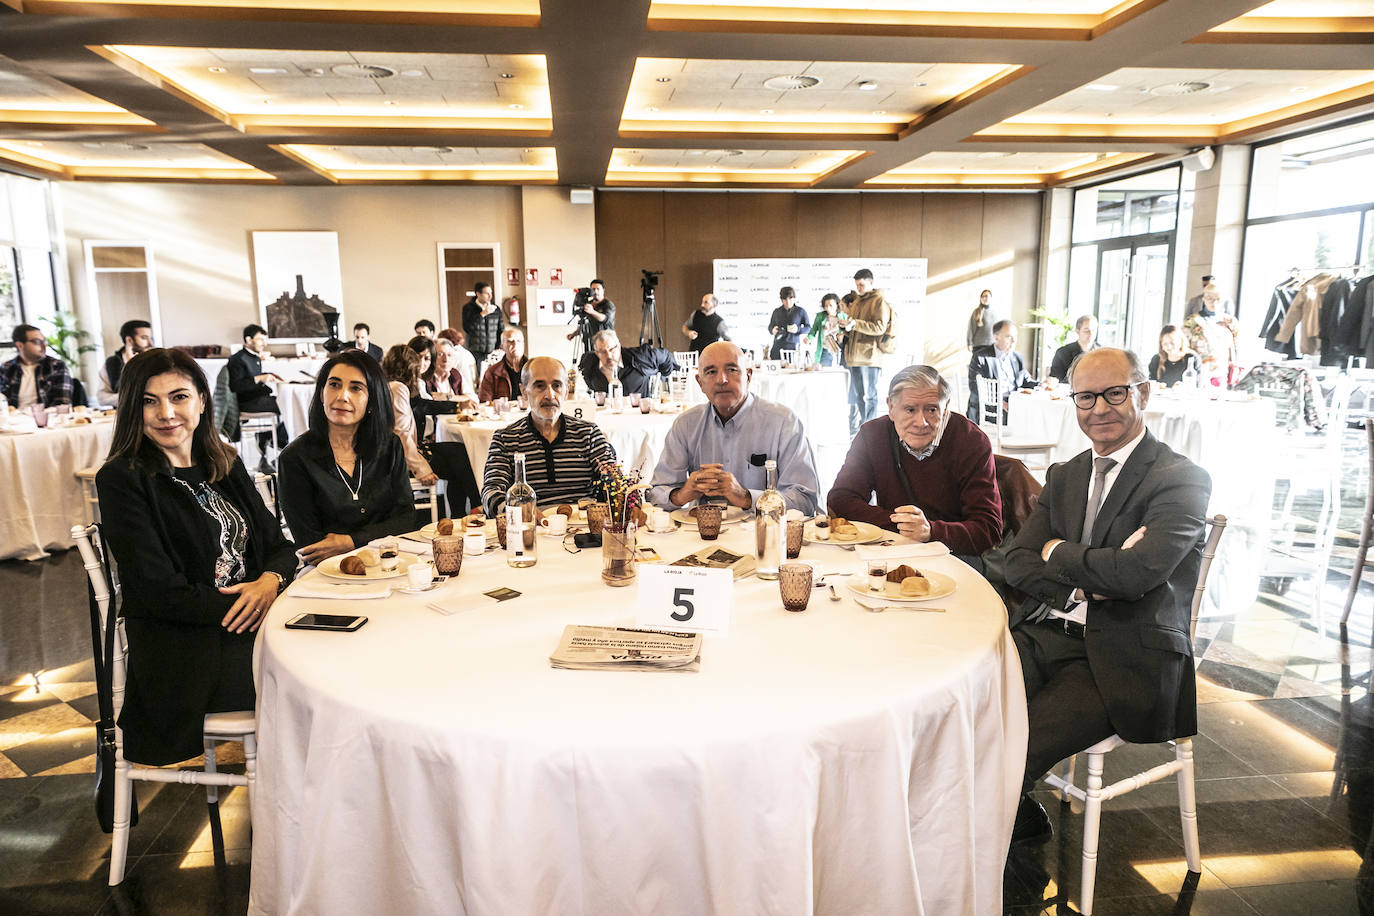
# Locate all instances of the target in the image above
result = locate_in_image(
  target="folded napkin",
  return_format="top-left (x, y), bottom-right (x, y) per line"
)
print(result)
top-left (285, 577), bottom-right (394, 600)
top-left (856, 541), bottom-right (950, 561)
top-left (397, 538), bottom-right (432, 556)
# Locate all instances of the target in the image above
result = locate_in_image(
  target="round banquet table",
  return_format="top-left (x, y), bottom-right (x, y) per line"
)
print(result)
top-left (437, 408), bottom-right (680, 481)
top-left (270, 380), bottom-right (318, 443)
top-left (249, 524), bottom-right (1027, 915)
top-left (0, 417), bottom-right (116, 560)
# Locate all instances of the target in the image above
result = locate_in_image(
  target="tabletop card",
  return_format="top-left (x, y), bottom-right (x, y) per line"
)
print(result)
top-left (636, 565), bottom-right (732, 636)
top-left (484, 587), bottom-right (522, 602)
top-left (564, 399), bottom-right (598, 422)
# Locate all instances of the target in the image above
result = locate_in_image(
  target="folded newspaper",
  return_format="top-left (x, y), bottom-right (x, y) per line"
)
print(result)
top-left (550, 626), bottom-right (702, 672)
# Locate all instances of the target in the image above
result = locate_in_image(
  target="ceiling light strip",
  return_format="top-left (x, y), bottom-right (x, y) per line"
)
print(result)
top-left (0, 0), bottom-right (540, 28)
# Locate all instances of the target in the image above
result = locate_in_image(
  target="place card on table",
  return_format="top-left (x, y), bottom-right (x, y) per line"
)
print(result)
top-left (636, 564), bottom-right (733, 636)
top-left (564, 398), bottom-right (598, 422)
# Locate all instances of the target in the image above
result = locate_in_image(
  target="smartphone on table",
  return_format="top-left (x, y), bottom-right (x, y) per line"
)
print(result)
top-left (285, 613), bottom-right (368, 632)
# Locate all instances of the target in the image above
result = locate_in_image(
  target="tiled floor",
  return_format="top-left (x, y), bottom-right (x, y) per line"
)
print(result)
top-left (2, 430), bottom-right (1372, 913)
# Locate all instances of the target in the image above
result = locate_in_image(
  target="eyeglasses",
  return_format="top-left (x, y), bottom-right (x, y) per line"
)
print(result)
top-left (1071, 383), bottom-right (1141, 410)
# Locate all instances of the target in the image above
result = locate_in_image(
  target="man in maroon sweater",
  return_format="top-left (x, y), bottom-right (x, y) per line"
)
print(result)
top-left (828, 364), bottom-right (1002, 557)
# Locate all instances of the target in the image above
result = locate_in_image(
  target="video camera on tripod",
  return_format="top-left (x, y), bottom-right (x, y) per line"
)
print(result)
top-left (639, 269), bottom-right (664, 347)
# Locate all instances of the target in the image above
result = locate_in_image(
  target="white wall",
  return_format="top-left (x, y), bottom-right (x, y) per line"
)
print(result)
top-left (58, 182), bottom-right (525, 360)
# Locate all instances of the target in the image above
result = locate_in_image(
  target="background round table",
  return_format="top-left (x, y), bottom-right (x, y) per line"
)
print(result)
top-left (250, 524), bottom-right (1026, 915)
top-left (0, 417), bottom-right (115, 560)
top-left (438, 408), bottom-right (680, 482)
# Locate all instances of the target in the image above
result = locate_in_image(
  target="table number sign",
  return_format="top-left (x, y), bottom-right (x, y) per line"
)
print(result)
top-left (636, 565), bottom-right (733, 635)
top-left (565, 398), bottom-right (598, 422)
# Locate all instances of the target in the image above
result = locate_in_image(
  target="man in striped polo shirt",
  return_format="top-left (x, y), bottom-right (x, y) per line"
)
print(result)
top-left (481, 355), bottom-right (617, 515)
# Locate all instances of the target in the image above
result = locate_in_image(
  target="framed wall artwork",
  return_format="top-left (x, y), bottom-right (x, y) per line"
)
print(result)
top-left (250, 230), bottom-right (343, 342)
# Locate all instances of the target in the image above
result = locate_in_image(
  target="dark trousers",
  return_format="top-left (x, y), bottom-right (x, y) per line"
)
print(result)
top-left (238, 395), bottom-right (288, 446)
top-left (426, 440), bottom-right (480, 517)
top-left (1012, 620), bottom-right (1116, 793)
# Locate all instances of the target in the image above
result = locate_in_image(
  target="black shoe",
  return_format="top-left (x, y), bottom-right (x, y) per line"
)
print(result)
top-left (1011, 794), bottom-right (1053, 845)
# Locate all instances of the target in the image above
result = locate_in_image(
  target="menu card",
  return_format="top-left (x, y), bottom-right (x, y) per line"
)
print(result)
top-left (549, 625), bottom-right (702, 672)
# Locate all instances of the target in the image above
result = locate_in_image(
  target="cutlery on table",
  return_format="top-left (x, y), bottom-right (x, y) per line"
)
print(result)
top-left (856, 598), bottom-right (946, 614)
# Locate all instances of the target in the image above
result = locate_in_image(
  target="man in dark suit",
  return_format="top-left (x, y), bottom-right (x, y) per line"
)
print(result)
top-left (967, 319), bottom-right (1034, 417)
top-left (1004, 347), bottom-right (1211, 842)
top-left (227, 324), bottom-right (287, 469)
top-left (341, 322), bottom-right (383, 361)
top-left (1048, 314), bottom-right (1099, 382)
top-left (578, 329), bottom-right (678, 397)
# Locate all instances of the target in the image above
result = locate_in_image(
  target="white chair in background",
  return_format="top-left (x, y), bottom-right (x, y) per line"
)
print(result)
top-left (974, 376), bottom-right (1057, 471)
top-left (673, 350), bottom-right (698, 370)
top-left (72, 523), bottom-right (256, 886)
top-left (1267, 374), bottom-right (1353, 634)
top-left (1044, 515), bottom-right (1227, 916)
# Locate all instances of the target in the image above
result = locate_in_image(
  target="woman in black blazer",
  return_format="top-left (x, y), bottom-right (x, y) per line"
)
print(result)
top-left (97, 348), bottom-right (296, 765)
top-left (277, 348), bottom-right (414, 565)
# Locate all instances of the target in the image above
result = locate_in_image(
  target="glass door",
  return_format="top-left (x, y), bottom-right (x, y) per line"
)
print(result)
top-left (1094, 233), bottom-right (1173, 352)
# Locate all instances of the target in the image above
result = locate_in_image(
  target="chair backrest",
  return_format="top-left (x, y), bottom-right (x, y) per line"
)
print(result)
top-left (71, 524), bottom-right (128, 720)
top-left (975, 375), bottom-right (1002, 433)
top-left (212, 364), bottom-right (240, 441)
top-left (993, 454), bottom-right (1043, 539)
top-left (1188, 515), bottom-right (1227, 642)
top-left (673, 350), bottom-right (698, 369)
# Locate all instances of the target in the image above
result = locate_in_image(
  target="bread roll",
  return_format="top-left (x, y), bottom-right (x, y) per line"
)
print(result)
top-left (436, 518), bottom-right (454, 536)
top-left (900, 576), bottom-right (931, 597)
top-left (556, 504), bottom-right (574, 517)
top-left (339, 556), bottom-right (366, 576)
top-left (356, 548), bottom-right (380, 568)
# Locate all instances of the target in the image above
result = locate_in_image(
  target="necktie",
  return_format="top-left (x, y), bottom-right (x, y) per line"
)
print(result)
top-left (1080, 457), bottom-right (1118, 545)
top-left (1026, 455), bottom-right (1117, 624)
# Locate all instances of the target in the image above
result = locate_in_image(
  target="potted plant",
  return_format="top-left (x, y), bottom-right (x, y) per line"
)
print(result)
top-left (41, 311), bottom-right (98, 372)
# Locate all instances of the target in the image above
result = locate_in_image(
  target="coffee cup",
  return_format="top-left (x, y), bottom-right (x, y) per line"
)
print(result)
top-left (407, 563), bottom-right (434, 589)
top-left (542, 513), bottom-right (569, 536)
top-left (463, 530), bottom-right (486, 556)
top-left (650, 507), bottom-right (672, 532)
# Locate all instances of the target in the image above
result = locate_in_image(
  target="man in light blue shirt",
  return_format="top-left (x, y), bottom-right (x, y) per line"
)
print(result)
top-left (649, 341), bottom-right (819, 513)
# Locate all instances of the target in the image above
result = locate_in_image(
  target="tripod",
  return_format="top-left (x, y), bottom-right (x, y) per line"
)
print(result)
top-left (639, 289), bottom-right (663, 348)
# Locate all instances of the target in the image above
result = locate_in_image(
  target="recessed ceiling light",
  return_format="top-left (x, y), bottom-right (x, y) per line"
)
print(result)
top-left (645, 107), bottom-right (658, 113)
top-left (1084, 84), bottom-right (1118, 92)
top-left (656, 77), bottom-right (672, 83)
top-left (872, 110), bottom-right (886, 115)
top-left (687, 150), bottom-right (705, 155)
top-left (208, 66), bottom-right (226, 74)
top-left (759, 109), bottom-right (773, 115)
top-left (305, 68), bottom-right (324, 77)
top-left (500, 73), bottom-right (515, 79)
top-left (249, 67), bottom-right (288, 75)
top-left (857, 80), bottom-right (878, 91)
top-left (400, 69), bottom-right (424, 78)
top-left (763, 75), bottom-right (821, 91)
top-left (914, 81), bottom-right (928, 88)
top-left (384, 100), bottom-right (398, 106)
top-left (1291, 86), bottom-right (1309, 93)
top-left (508, 104), bottom-right (523, 110)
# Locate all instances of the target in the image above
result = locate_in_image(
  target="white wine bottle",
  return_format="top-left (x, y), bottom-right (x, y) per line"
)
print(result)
top-left (505, 451), bottom-right (537, 568)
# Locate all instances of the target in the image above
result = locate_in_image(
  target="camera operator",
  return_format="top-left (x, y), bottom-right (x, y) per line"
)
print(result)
top-left (565, 278), bottom-right (615, 350)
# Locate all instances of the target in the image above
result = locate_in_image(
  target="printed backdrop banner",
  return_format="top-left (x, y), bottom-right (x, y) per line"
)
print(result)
top-left (712, 258), bottom-right (927, 358)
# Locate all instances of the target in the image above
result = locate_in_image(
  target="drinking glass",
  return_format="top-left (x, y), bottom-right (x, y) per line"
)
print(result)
top-left (601, 524), bottom-right (637, 587)
top-left (495, 514), bottom-right (508, 549)
top-left (696, 505), bottom-right (723, 540)
top-left (785, 518), bottom-right (804, 559)
top-left (432, 535), bottom-right (464, 575)
top-left (586, 502), bottom-right (610, 536)
top-left (779, 564), bottom-right (813, 611)
top-left (867, 559), bottom-right (887, 592)
top-left (378, 537), bottom-right (400, 571)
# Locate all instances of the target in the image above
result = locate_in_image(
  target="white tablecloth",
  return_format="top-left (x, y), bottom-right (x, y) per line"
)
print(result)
top-left (270, 381), bottom-right (318, 442)
top-left (250, 526), bottom-right (1027, 915)
top-left (0, 418), bottom-right (115, 560)
top-left (438, 408), bottom-right (680, 481)
top-left (753, 368), bottom-right (850, 498)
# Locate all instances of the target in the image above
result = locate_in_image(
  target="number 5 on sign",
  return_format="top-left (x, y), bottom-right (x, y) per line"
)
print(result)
top-left (636, 565), bottom-right (733, 635)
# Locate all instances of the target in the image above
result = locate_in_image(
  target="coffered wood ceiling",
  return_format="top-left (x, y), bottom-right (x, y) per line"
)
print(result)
top-left (0, 0), bottom-right (1370, 188)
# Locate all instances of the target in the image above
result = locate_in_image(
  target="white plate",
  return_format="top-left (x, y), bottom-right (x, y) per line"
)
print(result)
top-left (318, 552), bottom-right (418, 581)
top-left (671, 505), bottom-right (750, 527)
top-left (848, 570), bottom-right (957, 602)
top-left (808, 519), bottom-right (886, 545)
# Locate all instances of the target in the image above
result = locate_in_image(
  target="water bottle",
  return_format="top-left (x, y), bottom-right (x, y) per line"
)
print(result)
top-left (610, 378), bottom-right (624, 410)
top-left (754, 460), bottom-right (785, 580)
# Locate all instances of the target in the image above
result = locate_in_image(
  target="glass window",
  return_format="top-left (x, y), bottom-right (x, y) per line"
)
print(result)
top-left (1249, 118), bottom-right (1374, 220)
top-left (1072, 167), bottom-right (1181, 242)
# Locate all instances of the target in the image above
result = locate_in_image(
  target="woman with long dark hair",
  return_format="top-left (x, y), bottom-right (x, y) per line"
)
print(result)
top-left (277, 348), bottom-right (413, 565)
top-left (96, 348), bottom-right (295, 765)
top-left (382, 344), bottom-right (480, 516)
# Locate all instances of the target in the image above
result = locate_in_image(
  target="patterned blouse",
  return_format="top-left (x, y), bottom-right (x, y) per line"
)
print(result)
top-left (171, 466), bottom-right (248, 587)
